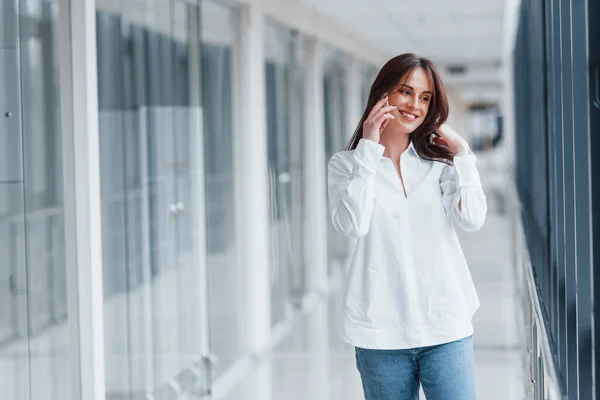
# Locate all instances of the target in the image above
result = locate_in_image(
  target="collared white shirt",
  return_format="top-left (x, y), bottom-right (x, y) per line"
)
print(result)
top-left (396, 139), bottom-right (432, 196)
top-left (327, 138), bottom-right (487, 350)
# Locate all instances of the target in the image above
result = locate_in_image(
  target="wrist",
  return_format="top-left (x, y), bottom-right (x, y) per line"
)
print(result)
top-left (362, 135), bottom-right (380, 144)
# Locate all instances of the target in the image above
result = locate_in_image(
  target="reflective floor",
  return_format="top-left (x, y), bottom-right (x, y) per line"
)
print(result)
top-left (222, 162), bottom-right (525, 400)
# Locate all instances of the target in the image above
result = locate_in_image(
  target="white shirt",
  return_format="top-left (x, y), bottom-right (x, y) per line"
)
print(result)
top-left (327, 138), bottom-right (487, 350)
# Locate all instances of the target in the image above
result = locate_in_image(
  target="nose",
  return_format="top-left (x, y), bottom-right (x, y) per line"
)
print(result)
top-left (407, 95), bottom-right (419, 110)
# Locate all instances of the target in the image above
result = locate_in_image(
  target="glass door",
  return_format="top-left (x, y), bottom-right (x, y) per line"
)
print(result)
top-left (265, 22), bottom-right (294, 328)
top-left (265, 21), bottom-right (308, 319)
top-left (287, 32), bottom-right (307, 301)
top-left (170, 0), bottom-right (208, 395)
top-left (96, 0), bottom-right (210, 397)
top-left (0, 1), bottom-right (31, 397)
top-left (1, 0), bottom-right (71, 399)
top-left (200, 0), bottom-right (245, 382)
top-left (149, 0), bottom-right (208, 395)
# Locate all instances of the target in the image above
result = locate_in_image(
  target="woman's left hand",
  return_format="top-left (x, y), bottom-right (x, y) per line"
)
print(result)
top-left (435, 123), bottom-right (470, 154)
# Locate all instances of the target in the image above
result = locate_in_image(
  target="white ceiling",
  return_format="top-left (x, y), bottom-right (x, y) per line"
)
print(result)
top-left (300, 0), bottom-right (507, 105)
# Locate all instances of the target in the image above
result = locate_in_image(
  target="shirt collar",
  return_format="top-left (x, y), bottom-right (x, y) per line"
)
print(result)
top-left (407, 139), bottom-right (425, 161)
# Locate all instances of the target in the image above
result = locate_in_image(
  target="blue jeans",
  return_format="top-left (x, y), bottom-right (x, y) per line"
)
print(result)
top-left (355, 335), bottom-right (476, 400)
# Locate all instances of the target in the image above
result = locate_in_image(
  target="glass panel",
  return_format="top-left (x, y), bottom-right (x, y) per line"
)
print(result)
top-left (0, 0), bottom-right (19, 47)
top-left (96, 0), bottom-right (207, 397)
top-left (265, 22), bottom-right (308, 312)
top-left (361, 64), bottom-right (377, 114)
top-left (171, 1), bottom-right (205, 393)
top-left (96, 9), bottom-right (135, 396)
top-left (19, 1), bottom-right (70, 399)
top-left (0, 47), bottom-right (24, 182)
top-left (145, 23), bottom-right (182, 398)
top-left (265, 20), bottom-right (295, 326)
top-left (200, 0), bottom-right (243, 380)
top-left (120, 19), bottom-right (152, 396)
top-left (288, 33), bottom-right (307, 300)
top-left (266, 63), bottom-right (291, 326)
top-left (0, 184), bottom-right (30, 400)
top-left (323, 50), bottom-right (351, 275)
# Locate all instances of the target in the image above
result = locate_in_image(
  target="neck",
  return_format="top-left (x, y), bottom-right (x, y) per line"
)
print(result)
top-left (379, 126), bottom-right (411, 163)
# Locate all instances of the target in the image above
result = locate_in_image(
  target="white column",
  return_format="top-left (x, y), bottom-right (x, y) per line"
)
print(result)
top-left (233, 2), bottom-right (272, 353)
top-left (500, 0), bottom-right (521, 170)
top-left (345, 57), bottom-right (362, 143)
top-left (58, 0), bottom-right (106, 399)
top-left (303, 39), bottom-right (329, 294)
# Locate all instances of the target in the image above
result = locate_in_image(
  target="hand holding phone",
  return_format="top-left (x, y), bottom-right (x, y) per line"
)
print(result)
top-left (362, 95), bottom-right (396, 143)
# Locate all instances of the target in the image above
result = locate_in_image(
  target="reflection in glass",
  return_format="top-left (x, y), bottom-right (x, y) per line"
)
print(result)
top-left (0, 184), bottom-right (30, 400)
top-left (265, 21), bottom-right (292, 329)
top-left (200, 0), bottom-right (244, 381)
top-left (96, 1), bottom-right (205, 397)
top-left (287, 33), bottom-right (308, 301)
top-left (0, 0), bottom-right (70, 398)
top-left (323, 49), bottom-right (352, 276)
top-left (264, 20), bottom-right (308, 327)
top-left (0, 0), bottom-right (70, 399)
top-left (361, 64), bottom-right (378, 111)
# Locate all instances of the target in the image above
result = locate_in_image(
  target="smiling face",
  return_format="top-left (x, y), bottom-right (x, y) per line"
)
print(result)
top-left (386, 67), bottom-right (433, 134)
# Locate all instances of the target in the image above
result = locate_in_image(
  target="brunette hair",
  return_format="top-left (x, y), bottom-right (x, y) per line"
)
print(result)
top-left (347, 53), bottom-right (453, 164)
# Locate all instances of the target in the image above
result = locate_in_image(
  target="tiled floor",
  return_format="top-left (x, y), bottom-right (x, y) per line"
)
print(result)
top-left (222, 208), bottom-right (526, 400)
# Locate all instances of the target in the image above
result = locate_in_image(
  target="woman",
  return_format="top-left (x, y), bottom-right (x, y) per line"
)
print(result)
top-left (327, 53), bottom-right (487, 399)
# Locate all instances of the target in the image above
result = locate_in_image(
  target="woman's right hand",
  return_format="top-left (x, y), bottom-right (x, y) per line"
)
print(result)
top-left (362, 96), bottom-right (397, 143)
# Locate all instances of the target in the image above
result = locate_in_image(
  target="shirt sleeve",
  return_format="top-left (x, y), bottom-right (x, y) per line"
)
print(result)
top-left (439, 153), bottom-right (487, 231)
top-left (327, 138), bottom-right (385, 238)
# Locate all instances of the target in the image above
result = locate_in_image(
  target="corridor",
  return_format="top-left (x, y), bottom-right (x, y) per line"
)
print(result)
top-left (2, 0), bottom-right (599, 398)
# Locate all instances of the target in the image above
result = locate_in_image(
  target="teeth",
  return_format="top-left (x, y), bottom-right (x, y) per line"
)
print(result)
top-left (402, 112), bottom-right (416, 120)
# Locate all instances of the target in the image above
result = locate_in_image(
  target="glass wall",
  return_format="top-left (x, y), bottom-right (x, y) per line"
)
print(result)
top-left (465, 104), bottom-right (502, 152)
top-left (360, 63), bottom-right (378, 111)
top-left (287, 32), bottom-right (308, 301)
top-left (323, 49), bottom-right (351, 275)
top-left (0, 0), bottom-right (71, 399)
top-left (514, 0), bottom-right (597, 397)
top-left (200, 0), bottom-right (244, 380)
top-left (264, 20), bottom-right (308, 325)
top-left (96, 0), bottom-right (207, 397)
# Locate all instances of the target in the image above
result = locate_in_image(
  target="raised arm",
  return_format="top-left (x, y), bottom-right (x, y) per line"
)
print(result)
top-left (439, 152), bottom-right (487, 231)
top-left (328, 139), bottom-right (385, 237)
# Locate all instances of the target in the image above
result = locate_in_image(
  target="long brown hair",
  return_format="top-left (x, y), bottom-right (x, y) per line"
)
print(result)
top-left (347, 53), bottom-right (454, 164)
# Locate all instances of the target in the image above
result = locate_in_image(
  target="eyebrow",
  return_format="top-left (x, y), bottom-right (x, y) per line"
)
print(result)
top-left (398, 83), bottom-right (433, 95)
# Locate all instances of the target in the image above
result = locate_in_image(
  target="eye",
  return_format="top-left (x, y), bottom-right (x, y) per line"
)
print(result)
top-left (421, 96), bottom-right (431, 102)
top-left (401, 89), bottom-right (411, 96)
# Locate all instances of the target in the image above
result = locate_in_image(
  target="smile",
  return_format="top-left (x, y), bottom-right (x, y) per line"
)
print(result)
top-left (399, 111), bottom-right (419, 121)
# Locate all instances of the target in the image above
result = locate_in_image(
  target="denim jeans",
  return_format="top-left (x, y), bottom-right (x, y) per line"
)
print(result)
top-left (355, 335), bottom-right (476, 400)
